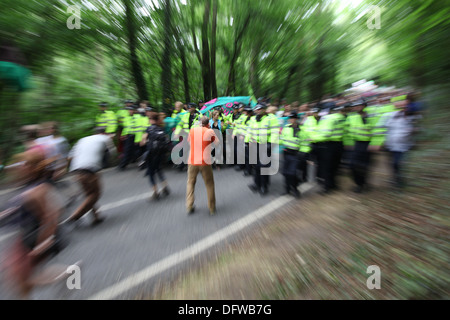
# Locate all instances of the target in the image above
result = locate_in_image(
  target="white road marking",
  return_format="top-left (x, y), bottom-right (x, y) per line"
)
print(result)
top-left (0, 168), bottom-right (116, 196)
top-left (0, 189), bottom-right (148, 245)
top-left (0, 231), bottom-right (16, 243)
top-left (88, 183), bottom-right (315, 300)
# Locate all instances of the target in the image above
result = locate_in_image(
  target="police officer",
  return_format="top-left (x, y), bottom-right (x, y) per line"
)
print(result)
top-left (230, 102), bottom-right (242, 169)
top-left (118, 105), bottom-right (137, 171)
top-left (303, 106), bottom-right (323, 184)
top-left (171, 101), bottom-right (183, 119)
top-left (313, 102), bottom-right (342, 193)
top-left (248, 104), bottom-right (270, 195)
top-left (281, 111), bottom-right (301, 198)
top-left (116, 99), bottom-right (134, 154)
top-left (347, 99), bottom-right (381, 193)
top-left (96, 102), bottom-right (117, 136)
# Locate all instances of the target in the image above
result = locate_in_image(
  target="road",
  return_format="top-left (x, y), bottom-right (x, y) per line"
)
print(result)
top-left (0, 162), bottom-right (308, 300)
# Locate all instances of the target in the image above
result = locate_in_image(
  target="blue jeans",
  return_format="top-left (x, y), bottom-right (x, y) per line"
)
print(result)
top-left (391, 151), bottom-right (405, 185)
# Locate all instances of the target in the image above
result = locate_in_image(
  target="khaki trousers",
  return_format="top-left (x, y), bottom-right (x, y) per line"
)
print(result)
top-left (70, 170), bottom-right (101, 221)
top-left (186, 165), bottom-right (216, 212)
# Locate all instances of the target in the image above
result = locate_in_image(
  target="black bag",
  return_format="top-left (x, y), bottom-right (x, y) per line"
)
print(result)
top-left (147, 126), bottom-right (170, 156)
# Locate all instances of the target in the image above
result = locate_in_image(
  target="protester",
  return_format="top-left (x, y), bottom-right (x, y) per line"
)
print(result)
top-left (186, 116), bottom-right (219, 215)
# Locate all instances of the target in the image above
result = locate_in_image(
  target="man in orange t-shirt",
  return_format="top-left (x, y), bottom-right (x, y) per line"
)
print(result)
top-left (186, 116), bottom-right (219, 215)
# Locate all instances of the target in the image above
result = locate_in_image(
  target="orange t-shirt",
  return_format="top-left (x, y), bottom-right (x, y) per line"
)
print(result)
top-left (188, 126), bottom-right (218, 166)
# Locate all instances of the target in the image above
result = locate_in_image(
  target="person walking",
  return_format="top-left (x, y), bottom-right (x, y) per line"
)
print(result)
top-left (141, 113), bottom-right (171, 200)
top-left (371, 98), bottom-right (417, 188)
top-left (64, 127), bottom-right (116, 226)
top-left (186, 116), bottom-right (219, 216)
top-left (280, 112), bottom-right (301, 198)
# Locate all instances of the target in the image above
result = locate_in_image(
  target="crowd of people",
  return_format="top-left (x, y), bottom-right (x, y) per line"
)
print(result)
top-left (0, 88), bottom-right (423, 297)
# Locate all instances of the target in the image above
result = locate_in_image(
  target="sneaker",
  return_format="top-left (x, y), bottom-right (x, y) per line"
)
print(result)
top-left (161, 187), bottom-right (170, 197)
top-left (151, 192), bottom-right (160, 201)
top-left (248, 184), bottom-right (258, 193)
top-left (259, 187), bottom-right (268, 196)
top-left (209, 209), bottom-right (216, 216)
top-left (351, 186), bottom-right (362, 194)
top-left (91, 216), bottom-right (105, 226)
top-left (292, 189), bottom-right (301, 199)
top-left (187, 206), bottom-right (195, 215)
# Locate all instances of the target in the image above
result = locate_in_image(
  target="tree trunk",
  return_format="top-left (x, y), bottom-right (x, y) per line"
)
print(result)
top-left (280, 64), bottom-right (298, 101)
top-left (180, 45), bottom-right (190, 103)
top-left (201, 0), bottom-right (212, 101)
top-left (250, 45), bottom-right (261, 98)
top-left (124, 0), bottom-right (148, 101)
top-left (161, 0), bottom-right (173, 112)
top-left (210, 0), bottom-right (218, 98)
top-left (225, 14), bottom-right (251, 96)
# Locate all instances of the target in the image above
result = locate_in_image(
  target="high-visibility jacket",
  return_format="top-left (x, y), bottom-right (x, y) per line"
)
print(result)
top-left (116, 109), bottom-right (129, 127)
top-left (96, 110), bottom-right (117, 134)
top-left (127, 114), bottom-right (143, 140)
top-left (314, 114), bottom-right (334, 143)
top-left (249, 114), bottom-right (269, 144)
top-left (381, 103), bottom-right (396, 114)
top-left (299, 128), bottom-right (311, 153)
top-left (174, 112), bottom-right (200, 135)
top-left (329, 112), bottom-right (346, 142)
top-left (171, 110), bottom-right (180, 119)
top-left (281, 124), bottom-right (301, 151)
top-left (243, 116), bottom-right (253, 143)
top-left (233, 113), bottom-right (247, 136)
top-left (135, 115), bottom-right (150, 143)
top-left (302, 116), bottom-right (319, 144)
top-left (314, 112), bottom-right (345, 143)
top-left (347, 112), bottom-right (383, 146)
top-left (121, 113), bottom-right (133, 136)
top-left (266, 113), bottom-right (280, 144)
top-left (343, 113), bottom-right (358, 147)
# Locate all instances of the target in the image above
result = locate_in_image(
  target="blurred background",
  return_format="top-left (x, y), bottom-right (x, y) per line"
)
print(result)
top-left (0, 0), bottom-right (449, 300)
top-left (1, 0), bottom-right (449, 163)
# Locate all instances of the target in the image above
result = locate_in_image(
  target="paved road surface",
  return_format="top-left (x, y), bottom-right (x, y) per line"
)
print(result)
top-left (0, 163), bottom-right (305, 300)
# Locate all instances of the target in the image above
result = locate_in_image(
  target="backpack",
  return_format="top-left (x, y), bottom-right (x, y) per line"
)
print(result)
top-left (147, 126), bottom-right (170, 155)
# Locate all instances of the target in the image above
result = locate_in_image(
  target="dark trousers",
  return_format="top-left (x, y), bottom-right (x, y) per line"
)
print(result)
top-left (312, 142), bottom-right (326, 184)
top-left (391, 151), bottom-right (405, 186)
top-left (222, 132), bottom-right (227, 164)
top-left (324, 141), bottom-right (343, 190)
top-left (147, 152), bottom-right (166, 186)
top-left (297, 152), bottom-right (309, 183)
top-left (283, 150), bottom-right (299, 192)
top-left (351, 141), bottom-right (371, 187)
top-left (253, 143), bottom-right (270, 190)
top-left (244, 143), bottom-right (252, 175)
top-left (119, 135), bottom-right (135, 169)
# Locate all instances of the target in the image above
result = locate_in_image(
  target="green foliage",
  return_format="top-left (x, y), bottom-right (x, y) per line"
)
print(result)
top-left (1, 0), bottom-right (449, 162)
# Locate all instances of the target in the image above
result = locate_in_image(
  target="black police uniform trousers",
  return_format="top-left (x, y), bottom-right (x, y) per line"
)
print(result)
top-left (297, 151), bottom-right (309, 183)
top-left (351, 141), bottom-right (371, 188)
top-left (234, 135), bottom-right (246, 170)
top-left (119, 134), bottom-right (136, 169)
top-left (283, 149), bottom-right (299, 192)
top-left (253, 143), bottom-right (271, 190)
top-left (311, 142), bottom-right (326, 184)
top-left (244, 142), bottom-right (253, 175)
top-left (324, 141), bottom-right (343, 190)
